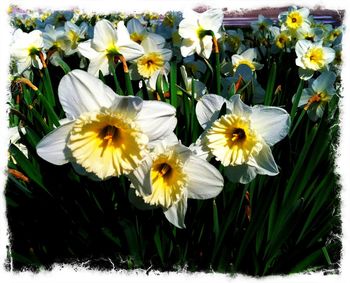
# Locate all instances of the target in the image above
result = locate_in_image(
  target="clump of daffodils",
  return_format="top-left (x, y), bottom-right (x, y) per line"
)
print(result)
top-left (8, 6), bottom-right (341, 229)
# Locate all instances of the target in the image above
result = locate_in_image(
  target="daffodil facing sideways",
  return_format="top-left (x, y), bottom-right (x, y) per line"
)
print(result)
top-left (295, 71), bottom-right (337, 121)
top-left (195, 94), bottom-right (290, 184)
top-left (78, 19), bottom-right (144, 76)
top-left (231, 48), bottom-right (264, 73)
top-left (295, 39), bottom-right (335, 80)
top-left (10, 29), bottom-right (45, 74)
top-left (178, 8), bottom-right (223, 59)
top-left (180, 65), bottom-right (207, 100)
top-left (36, 70), bottom-right (177, 180)
top-left (128, 136), bottom-right (224, 228)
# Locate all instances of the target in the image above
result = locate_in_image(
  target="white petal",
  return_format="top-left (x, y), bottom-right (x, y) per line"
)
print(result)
top-left (312, 71), bottom-right (336, 93)
top-left (118, 41), bottom-right (144, 61)
top-left (180, 39), bottom-right (196, 58)
top-left (77, 40), bottom-right (99, 60)
top-left (160, 48), bottom-right (173, 62)
top-left (115, 21), bottom-right (132, 45)
top-left (250, 105), bottom-right (290, 146)
top-left (199, 35), bottom-right (213, 59)
top-left (196, 94), bottom-right (229, 129)
top-left (58, 69), bottom-right (117, 119)
top-left (295, 40), bottom-right (312, 57)
top-left (298, 88), bottom-right (314, 107)
top-left (185, 155), bottom-right (223, 199)
top-left (247, 143), bottom-right (279, 175)
top-left (224, 164), bottom-right (257, 184)
top-left (199, 9), bottom-right (224, 33)
top-left (110, 95), bottom-right (143, 118)
top-left (298, 68), bottom-right (314, 80)
top-left (91, 19), bottom-right (117, 52)
top-left (127, 18), bottom-right (145, 35)
top-left (136, 100), bottom-right (177, 141)
top-left (163, 195), bottom-right (188, 228)
top-left (241, 48), bottom-right (257, 61)
top-left (146, 32), bottom-right (166, 49)
top-left (323, 47), bottom-right (335, 64)
top-left (128, 155), bottom-right (153, 196)
top-left (179, 18), bottom-right (198, 39)
top-left (36, 121), bottom-right (75, 165)
top-left (229, 94), bottom-right (252, 116)
top-left (87, 52), bottom-right (110, 76)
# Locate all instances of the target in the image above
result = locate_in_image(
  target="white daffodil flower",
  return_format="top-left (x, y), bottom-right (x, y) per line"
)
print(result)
top-left (231, 48), bottom-right (264, 73)
top-left (279, 6), bottom-right (311, 36)
top-left (36, 70), bottom-right (177, 180)
top-left (295, 71), bottom-right (336, 121)
top-left (128, 136), bottom-right (224, 228)
top-left (179, 8), bottom-right (223, 59)
top-left (130, 36), bottom-right (172, 80)
top-left (180, 66), bottom-right (207, 100)
top-left (295, 40), bottom-right (335, 80)
top-left (10, 29), bottom-right (44, 74)
top-left (223, 29), bottom-right (245, 54)
top-left (78, 19), bottom-right (144, 76)
top-left (195, 94), bottom-right (290, 184)
top-left (183, 55), bottom-right (207, 78)
top-left (127, 18), bottom-right (165, 48)
top-left (63, 21), bottom-right (89, 55)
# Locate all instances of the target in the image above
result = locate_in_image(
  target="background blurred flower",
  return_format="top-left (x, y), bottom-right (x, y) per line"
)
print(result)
top-left (179, 8), bottom-right (223, 59)
top-left (10, 29), bottom-right (45, 74)
top-left (78, 19), bottom-right (144, 76)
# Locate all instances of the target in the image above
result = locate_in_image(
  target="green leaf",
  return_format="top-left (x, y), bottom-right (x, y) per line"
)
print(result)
top-left (290, 80), bottom-right (304, 124)
top-left (42, 67), bottom-right (56, 107)
top-left (170, 61), bottom-right (178, 108)
top-left (264, 62), bottom-right (277, 106)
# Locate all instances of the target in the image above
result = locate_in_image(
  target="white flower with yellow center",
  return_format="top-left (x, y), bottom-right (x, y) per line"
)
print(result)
top-left (231, 48), bottom-right (264, 72)
top-left (128, 136), bottom-right (224, 228)
top-left (179, 8), bottom-right (223, 59)
top-left (279, 6), bottom-right (310, 35)
top-left (10, 29), bottom-right (44, 74)
top-left (134, 36), bottom-right (172, 79)
top-left (127, 18), bottom-right (165, 48)
top-left (36, 70), bottom-right (177, 180)
top-left (78, 19), bottom-right (144, 76)
top-left (195, 94), bottom-right (290, 184)
top-left (295, 40), bottom-right (335, 80)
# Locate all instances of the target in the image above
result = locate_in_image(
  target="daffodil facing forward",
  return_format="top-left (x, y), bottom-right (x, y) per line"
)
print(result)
top-left (129, 137), bottom-right (224, 228)
top-left (231, 48), bottom-right (264, 73)
top-left (195, 94), bottom-right (290, 184)
top-left (36, 70), bottom-right (176, 180)
top-left (295, 39), bottom-right (335, 80)
top-left (178, 8), bottom-right (223, 59)
top-left (78, 19), bottom-right (144, 76)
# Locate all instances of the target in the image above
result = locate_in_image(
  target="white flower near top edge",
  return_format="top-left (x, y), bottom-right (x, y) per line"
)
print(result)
top-left (178, 8), bottom-right (223, 59)
top-left (10, 29), bottom-right (44, 74)
top-left (128, 136), bottom-right (224, 228)
top-left (295, 39), bottom-right (335, 80)
top-left (36, 70), bottom-right (177, 180)
top-left (127, 18), bottom-right (165, 48)
top-left (78, 19), bottom-right (144, 76)
top-left (279, 6), bottom-right (311, 36)
top-left (195, 94), bottom-right (290, 184)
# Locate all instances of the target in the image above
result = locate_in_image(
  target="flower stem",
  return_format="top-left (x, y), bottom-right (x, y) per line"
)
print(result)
top-left (117, 55), bottom-right (134, 96)
top-left (212, 36), bottom-right (221, 96)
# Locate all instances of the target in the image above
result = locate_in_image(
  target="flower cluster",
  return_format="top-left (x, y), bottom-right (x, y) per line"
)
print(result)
top-left (8, 6), bottom-right (342, 229)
